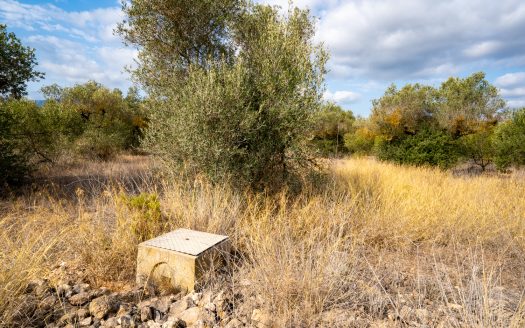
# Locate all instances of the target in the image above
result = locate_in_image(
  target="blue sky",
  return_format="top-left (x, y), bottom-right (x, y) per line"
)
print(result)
top-left (1, 0), bottom-right (525, 116)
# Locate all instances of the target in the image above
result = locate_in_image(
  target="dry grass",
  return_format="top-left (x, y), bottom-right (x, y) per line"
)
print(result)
top-left (1, 156), bottom-right (525, 327)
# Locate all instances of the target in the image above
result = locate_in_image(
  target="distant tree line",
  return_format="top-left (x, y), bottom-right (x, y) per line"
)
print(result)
top-left (338, 72), bottom-right (525, 171)
top-left (0, 81), bottom-right (147, 186)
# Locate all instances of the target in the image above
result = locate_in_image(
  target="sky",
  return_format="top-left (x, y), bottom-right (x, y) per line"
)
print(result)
top-left (1, 0), bottom-right (525, 117)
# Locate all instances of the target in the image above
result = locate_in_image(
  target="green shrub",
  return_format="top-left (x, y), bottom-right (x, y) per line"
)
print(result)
top-left (310, 103), bottom-right (354, 157)
top-left (0, 104), bottom-right (29, 187)
top-left (118, 193), bottom-right (165, 242)
top-left (375, 129), bottom-right (459, 169)
top-left (493, 108), bottom-right (525, 169)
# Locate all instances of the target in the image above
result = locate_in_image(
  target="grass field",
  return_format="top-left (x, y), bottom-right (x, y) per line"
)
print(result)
top-left (1, 156), bottom-right (525, 327)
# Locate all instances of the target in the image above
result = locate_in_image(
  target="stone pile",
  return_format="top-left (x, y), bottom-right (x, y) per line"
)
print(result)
top-left (13, 278), bottom-right (271, 328)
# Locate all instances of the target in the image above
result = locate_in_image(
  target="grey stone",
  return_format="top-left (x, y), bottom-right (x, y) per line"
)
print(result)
top-left (57, 284), bottom-right (73, 298)
top-left (169, 298), bottom-right (193, 317)
top-left (78, 308), bottom-right (90, 319)
top-left (58, 311), bottom-right (78, 325)
top-left (103, 317), bottom-right (119, 328)
top-left (224, 318), bottom-right (242, 328)
top-left (140, 306), bottom-right (153, 322)
top-left (179, 307), bottom-right (202, 326)
top-left (79, 316), bottom-right (93, 326)
top-left (70, 292), bottom-right (92, 306)
top-left (89, 295), bottom-right (119, 320)
top-left (161, 318), bottom-right (186, 328)
top-left (119, 314), bottom-right (135, 328)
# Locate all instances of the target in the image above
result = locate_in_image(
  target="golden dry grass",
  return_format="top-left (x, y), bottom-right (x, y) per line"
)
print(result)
top-left (1, 156), bottom-right (525, 326)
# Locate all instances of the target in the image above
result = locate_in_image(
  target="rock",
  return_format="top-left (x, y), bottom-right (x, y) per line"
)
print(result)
top-left (224, 318), bottom-right (242, 328)
top-left (157, 296), bottom-right (174, 313)
top-left (90, 287), bottom-right (111, 299)
top-left (119, 288), bottom-right (143, 303)
top-left (79, 316), bottom-right (93, 326)
top-left (89, 295), bottom-right (119, 320)
top-left (147, 320), bottom-right (162, 328)
top-left (251, 309), bottom-right (271, 327)
top-left (57, 284), bottom-right (73, 298)
top-left (141, 306), bottom-right (153, 322)
top-left (77, 308), bottom-right (90, 319)
top-left (58, 311), bottom-right (78, 325)
top-left (70, 282), bottom-right (90, 294)
top-left (162, 318), bottom-right (186, 328)
top-left (40, 295), bottom-right (58, 309)
top-left (168, 298), bottom-right (193, 317)
top-left (116, 303), bottom-right (132, 317)
top-left (103, 317), bottom-right (119, 328)
top-left (119, 314), bottom-right (135, 328)
top-left (203, 302), bottom-right (216, 312)
top-left (27, 279), bottom-right (50, 296)
top-left (179, 307), bottom-right (202, 326)
top-left (190, 293), bottom-right (202, 304)
top-left (153, 308), bottom-right (163, 322)
top-left (69, 292), bottom-right (92, 306)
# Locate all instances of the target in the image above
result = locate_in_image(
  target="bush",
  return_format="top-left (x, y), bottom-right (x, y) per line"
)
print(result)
top-left (310, 103), bottom-right (355, 157)
top-left (493, 108), bottom-right (525, 169)
top-left (458, 126), bottom-right (495, 171)
top-left (0, 103), bottom-right (29, 187)
top-left (118, 193), bottom-right (165, 242)
top-left (41, 81), bottom-right (147, 161)
top-left (141, 5), bottom-right (326, 189)
top-left (375, 129), bottom-right (459, 169)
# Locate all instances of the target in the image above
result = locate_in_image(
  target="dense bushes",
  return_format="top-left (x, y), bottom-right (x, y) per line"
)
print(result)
top-left (375, 129), bottom-right (459, 169)
top-left (310, 103), bottom-right (355, 157)
top-left (0, 82), bottom-right (147, 189)
top-left (0, 103), bottom-right (29, 186)
top-left (493, 108), bottom-right (525, 169)
top-left (343, 72), bottom-right (514, 170)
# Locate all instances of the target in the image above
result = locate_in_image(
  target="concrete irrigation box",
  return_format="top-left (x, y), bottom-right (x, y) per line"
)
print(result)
top-left (136, 229), bottom-right (229, 292)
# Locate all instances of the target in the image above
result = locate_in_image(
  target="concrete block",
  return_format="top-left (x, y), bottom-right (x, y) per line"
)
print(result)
top-left (136, 229), bottom-right (229, 292)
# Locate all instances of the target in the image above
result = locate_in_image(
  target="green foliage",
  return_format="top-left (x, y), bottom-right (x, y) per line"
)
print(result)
top-left (344, 119), bottom-right (376, 155)
top-left (0, 102), bottom-right (29, 187)
top-left (118, 193), bottom-right (165, 242)
top-left (124, 2), bottom-right (327, 188)
top-left (0, 99), bottom-right (75, 188)
top-left (310, 103), bottom-right (355, 157)
top-left (361, 72), bottom-right (507, 169)
top-left (0, 24), bottom-right (44, 99)
top-left (117, 0), bottom-right (241, 93)
top-left (493, 108), bottom-right (525, 169)
top-left (458, 125), bottom-right (496, 171)
top-left (375, 129), bottom-right (459, 169)
top-left (436, 72), bottom-right (505, 136)
top-left (40, 81), bottom-right (147, 160)
top-left (370, 83), bottom-right (437, 140)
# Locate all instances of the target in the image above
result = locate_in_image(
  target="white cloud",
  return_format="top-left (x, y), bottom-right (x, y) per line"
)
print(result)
top-left (324, 90), bottom-right (361, 105)
top-left (310, 0), bottom-right (525, 80)
top-left (495, 72), bottom-right (525, 108)
top-left (495, 72), bottom-right (525, 88)
top-left (0, 0), bottom-right (133, 98)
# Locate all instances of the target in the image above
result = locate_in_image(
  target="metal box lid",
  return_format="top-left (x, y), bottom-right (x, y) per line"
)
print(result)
top-left (140, 228), bottom-right (229, 256)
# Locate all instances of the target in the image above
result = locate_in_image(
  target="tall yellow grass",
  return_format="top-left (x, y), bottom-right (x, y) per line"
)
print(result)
top-left (1, 157), bottom-right (525, 326)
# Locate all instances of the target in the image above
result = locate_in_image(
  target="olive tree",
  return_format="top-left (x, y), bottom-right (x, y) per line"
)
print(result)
top-left (118, 2), bottom-right (327, 188)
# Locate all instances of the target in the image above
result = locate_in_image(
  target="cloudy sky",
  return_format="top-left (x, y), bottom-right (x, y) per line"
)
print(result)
top-left (1, 0), bottom-right (525, 116)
